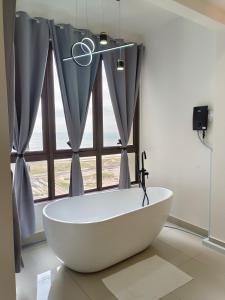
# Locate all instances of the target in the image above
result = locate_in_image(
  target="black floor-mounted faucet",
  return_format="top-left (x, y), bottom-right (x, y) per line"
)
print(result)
top-left (139, 151), bottom-right (150, 207)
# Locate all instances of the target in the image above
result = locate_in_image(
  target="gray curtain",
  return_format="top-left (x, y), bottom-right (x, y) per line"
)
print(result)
top-left (50, 22), bottom-right (100, 196)
top-left (103, 40), bottom-right (143, 189)
top-left (3, 0), bottom-right (22, 273)
top-left (13, 12), bottom-right (49, 240)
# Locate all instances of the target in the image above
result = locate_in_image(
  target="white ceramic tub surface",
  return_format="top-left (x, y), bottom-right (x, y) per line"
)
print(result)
top-left (43, 187), bottom-right (173, 272)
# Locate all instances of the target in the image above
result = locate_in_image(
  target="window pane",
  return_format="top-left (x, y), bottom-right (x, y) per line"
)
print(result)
top-left (128, 124), bottom-right (133, 145)
top-left (128, 152), bottom-right (136, 182)
top-left (54, 60), bottom-right (69, 150)
top-left (28, 161), bottom-right (48, 200)
top-left (102, 153), bottom-right (136, 187)
top-left (102, 154), bottom-right (121, 187)
top-left (81, 157), bottom-right (96, 190)
top-left (53, 57), bottom-right (93, 149)
top-left (81, 98), bottom-right (93, 148)
top-left (54, 159), bottom-right (70, 195)
top-left (28, 101), bottom-right (43, 151)
top-left (102, 63), bottom-right (120, 147)
top-left (54, 157), bottom-right (96, 196)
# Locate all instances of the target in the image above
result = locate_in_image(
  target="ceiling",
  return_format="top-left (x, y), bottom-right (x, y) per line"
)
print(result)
top-left (16, 0), bottom-right (178, 40)
top-left (17, 0), bottom-right (225, 40)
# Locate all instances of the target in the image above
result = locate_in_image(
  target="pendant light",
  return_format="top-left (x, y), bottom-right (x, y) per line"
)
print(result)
top-left (116, 0), bottom-right (124, 71)
top-left (117, 58), bottom-right (125, 71)
top-left (63, 0), bottom-right (135, 67)
top-left (99, 0), bottom-right (108, 45)
top-left (100, 32), bottom-right (108, 45)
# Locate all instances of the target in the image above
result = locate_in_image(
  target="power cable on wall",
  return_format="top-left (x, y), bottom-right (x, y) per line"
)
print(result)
top-left (197, 130), bottom-right (213, 151)
top-left (197, 130), bottom-right (213, 238)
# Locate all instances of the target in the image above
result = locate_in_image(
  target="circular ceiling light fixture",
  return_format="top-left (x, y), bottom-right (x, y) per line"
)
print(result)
top-left (81, 37), bottom-right (95, 53)
top-left (71, 40), bottom-right (94, 67)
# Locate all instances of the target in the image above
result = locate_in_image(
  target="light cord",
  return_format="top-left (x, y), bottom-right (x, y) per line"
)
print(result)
top-left (118, 0), bottom-right (121, 39)
top-left (101, 0), bottom-right (104, 30)
top-left (118, 0), bottom-right (122, 58)
top-left (75, 0), bottom-right (78, 28)
top-left (85, 0), bottom-right (89, 29)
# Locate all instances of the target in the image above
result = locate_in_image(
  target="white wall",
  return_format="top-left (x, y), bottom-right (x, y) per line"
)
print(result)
top-left (210, 31), bottom-right (225, 242)
top-left (0, 1), bottom-right (16, 299)
top-left (141, 18), bottom-right (216, 230)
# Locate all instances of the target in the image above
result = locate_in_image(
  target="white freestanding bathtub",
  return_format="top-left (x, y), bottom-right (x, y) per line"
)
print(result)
top-left (43, 187), bottom-right (173, 273)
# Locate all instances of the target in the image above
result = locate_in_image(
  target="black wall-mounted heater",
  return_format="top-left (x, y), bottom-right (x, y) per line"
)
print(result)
top-left (193, 106), bottom-right (208, 131)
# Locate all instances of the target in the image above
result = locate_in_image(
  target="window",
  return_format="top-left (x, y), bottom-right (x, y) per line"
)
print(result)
top-left (102, 154), bottom-right (121, 187)
top-left (54, 56), bottom-right (93, 150)
top-left (54, 159), bottom-right (71, 195)
top-left (54, 58), bottom-right (69, 150)
top-left (54, 157), bottom-right (97, 196)
top-left (11, 45), bottom-right (139, 202)
top-left (28, 102), bottom-right (43, 151)
top-left (81, 157), bottom-right (97, 190)
top-left (102, 64), bottom-right (120, 147)
top-left (28, 161), bottom-right (48, 200)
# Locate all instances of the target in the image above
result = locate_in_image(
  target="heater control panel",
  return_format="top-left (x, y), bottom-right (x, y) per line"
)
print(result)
top-left (193, 106), bottom-right (208, 131)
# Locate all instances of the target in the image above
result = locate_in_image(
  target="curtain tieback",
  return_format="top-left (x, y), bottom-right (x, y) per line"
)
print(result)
top-left (16, 153), bottom-right (24, 158)
top-left (72, 151), bottom-right (80, 154)
top-left (117, 140), bottom-right (127, 151)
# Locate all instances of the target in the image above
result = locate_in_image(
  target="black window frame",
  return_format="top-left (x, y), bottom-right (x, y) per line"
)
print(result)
top-left (11, 44), bottom-right (140, 203)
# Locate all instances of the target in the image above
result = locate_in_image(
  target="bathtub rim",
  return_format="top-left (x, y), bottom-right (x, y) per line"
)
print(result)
top-left (43, 186), bottom-right (173, 225)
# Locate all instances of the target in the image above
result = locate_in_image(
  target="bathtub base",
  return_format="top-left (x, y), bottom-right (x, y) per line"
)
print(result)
top-left (62, 244), bottom-right (152, 273)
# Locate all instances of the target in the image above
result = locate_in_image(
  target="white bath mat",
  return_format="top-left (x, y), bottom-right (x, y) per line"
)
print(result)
top-left (102, 255), bottom-right (192, 300)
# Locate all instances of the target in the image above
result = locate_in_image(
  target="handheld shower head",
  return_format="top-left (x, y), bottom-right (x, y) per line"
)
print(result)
top-left (141, 151), bottom-right (147, 166)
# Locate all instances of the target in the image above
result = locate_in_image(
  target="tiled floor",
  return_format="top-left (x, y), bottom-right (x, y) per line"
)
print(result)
top-left (16, 225), bottom-right (225, 300)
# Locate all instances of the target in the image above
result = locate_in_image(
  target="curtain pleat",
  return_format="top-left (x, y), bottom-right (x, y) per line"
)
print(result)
top-left (50, 21), bottom-right (100, 196)
top-left (13, 12), bottom-right (49, 241)
top-left (3, 0), bottom-right (22, 273)
top-left (103, 41), bottom-right (143, 189)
